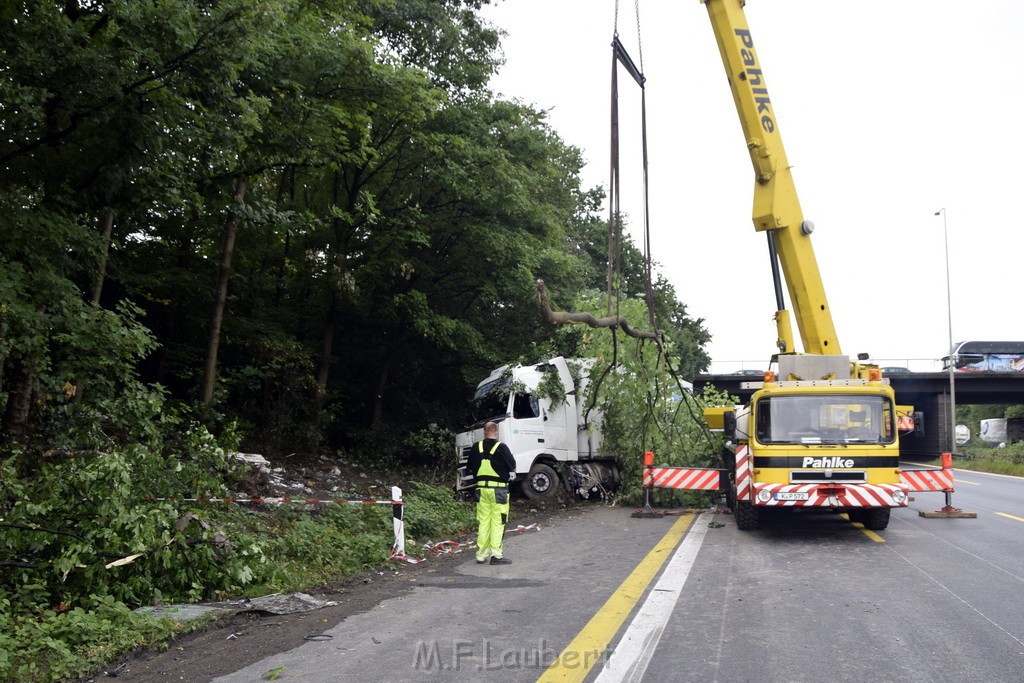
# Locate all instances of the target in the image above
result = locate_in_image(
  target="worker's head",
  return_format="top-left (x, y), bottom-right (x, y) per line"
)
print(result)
top-left (483, 421), bottom-right (498, 438)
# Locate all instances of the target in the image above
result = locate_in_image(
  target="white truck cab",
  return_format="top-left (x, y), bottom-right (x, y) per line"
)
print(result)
top-left (455, 357), bottom-right (616, 501)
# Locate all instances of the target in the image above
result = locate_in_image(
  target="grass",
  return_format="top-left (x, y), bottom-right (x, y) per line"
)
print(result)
top-left (912, 442), bottom-right (1024, 477)
top-left (0, 481), bottom-right (474, 682)
top-left (951, 447), bottom-right (1024, 477)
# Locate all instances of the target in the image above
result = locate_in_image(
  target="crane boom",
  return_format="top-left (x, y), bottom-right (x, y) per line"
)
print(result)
top-left (702, 0), bottom-right (840, 356)
top-left (658, 1), bottom-right (913, 533)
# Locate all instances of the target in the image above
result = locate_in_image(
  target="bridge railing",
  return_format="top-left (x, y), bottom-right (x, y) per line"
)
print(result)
top-left (709, 357), bottom-right (949, 375)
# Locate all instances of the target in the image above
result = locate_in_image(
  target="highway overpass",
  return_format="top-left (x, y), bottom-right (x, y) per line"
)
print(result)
top-left (692, 371), bottom-right (1024, 457)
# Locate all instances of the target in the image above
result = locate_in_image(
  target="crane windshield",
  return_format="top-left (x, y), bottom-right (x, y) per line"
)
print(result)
top-left (755, 394), bottom-right (896, 445)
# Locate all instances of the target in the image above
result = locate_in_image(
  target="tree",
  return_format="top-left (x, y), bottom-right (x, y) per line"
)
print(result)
top-left (1, 0), bottom-right (712, 459)
top-left (0, 0), bottom-right (306, 439)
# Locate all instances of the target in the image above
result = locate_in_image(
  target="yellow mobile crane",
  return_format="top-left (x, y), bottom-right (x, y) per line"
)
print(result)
top-left (697, 0), bottom-right (908, 530)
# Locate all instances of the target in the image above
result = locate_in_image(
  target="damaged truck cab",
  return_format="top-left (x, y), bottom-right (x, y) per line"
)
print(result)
top-left (455, 356), bottom-right (620, 502)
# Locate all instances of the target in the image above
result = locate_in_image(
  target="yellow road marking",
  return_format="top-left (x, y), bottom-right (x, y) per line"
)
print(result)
top-left (953, 478), bottom-right (981, 486)
top-left (855, 525), bottom-right (885, 543)
top-left (840, 513), bottom-right (886, 543)
top-left (996, 512), bottom-right (1024, 524)
top-left (535, 513), bottom-right (695, 682)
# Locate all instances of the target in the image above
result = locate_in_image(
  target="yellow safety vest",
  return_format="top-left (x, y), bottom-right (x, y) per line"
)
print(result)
top-left (476, 441), bottom-right (506, 488)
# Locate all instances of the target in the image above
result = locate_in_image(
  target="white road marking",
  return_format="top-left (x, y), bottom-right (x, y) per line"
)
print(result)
top-left (595, 512), bottom-right (710, 683)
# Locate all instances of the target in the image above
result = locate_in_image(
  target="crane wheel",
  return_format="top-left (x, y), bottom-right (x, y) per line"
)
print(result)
top-left (734, 502), bottom-right (760, 531)
top-left (859, 507), bottom-right (891, 531)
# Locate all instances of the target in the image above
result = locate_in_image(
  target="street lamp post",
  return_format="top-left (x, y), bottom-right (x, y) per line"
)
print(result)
top-left (935, 208), bottom-right (956, 453)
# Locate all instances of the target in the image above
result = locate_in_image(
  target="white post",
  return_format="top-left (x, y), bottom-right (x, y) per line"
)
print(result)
top-left (391, 486), bottom-right (405, 557)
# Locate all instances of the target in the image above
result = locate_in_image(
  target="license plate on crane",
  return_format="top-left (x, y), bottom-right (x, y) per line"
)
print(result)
top-left (774, 491), bottom-right (810, 501)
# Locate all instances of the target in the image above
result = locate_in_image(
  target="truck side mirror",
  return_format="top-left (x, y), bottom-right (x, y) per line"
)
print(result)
top-left (723, 410), bottom-right (737, 441)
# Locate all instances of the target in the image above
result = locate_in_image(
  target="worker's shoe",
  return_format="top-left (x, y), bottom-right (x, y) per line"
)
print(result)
top-left (475, 556), bottom-right (487, 564)
top-left (489, 557), bottom-right (511, 565)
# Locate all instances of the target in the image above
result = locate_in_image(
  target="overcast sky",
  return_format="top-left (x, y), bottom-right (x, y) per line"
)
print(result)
top-left (480, 0), bottom-right (1024, 373)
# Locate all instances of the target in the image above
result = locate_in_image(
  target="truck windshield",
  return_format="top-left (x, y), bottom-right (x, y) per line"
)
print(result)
top-left (472, 377), bottom-right (511, 421)
top-left (755, 394), bottom-right (895, 445)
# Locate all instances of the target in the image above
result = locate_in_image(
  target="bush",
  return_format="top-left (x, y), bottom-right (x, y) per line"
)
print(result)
top-left (403, 481), bottom-right (474, 542)
top-left (0, 593), bottom-right (185, 682)
top-left (1, 465), bottom-right (474, 680)
top-left (0, 422), bottom-right (260, 611)
top-left (958, 440), bottom-right (1024, 475)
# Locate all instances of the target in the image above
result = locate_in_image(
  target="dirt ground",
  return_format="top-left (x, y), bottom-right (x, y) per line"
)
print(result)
top-left (87, 450), bottom-right (577, 682)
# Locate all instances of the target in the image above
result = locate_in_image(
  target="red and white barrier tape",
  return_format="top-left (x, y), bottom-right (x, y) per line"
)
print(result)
top-left (143, 497), bottom-right (398, 505)
top-left (422, 539), bottom-right (475, 556)
top-left (147, 486), bottom-right (410, 565)
top-left (390, 523), bottom-right (541, 564)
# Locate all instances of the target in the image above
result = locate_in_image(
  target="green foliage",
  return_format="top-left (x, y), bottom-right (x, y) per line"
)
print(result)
top-left (1, 0), bottom-right (709, 457)
top-left (1, 471), bottom-right (471, 680)
top-left (0, 203), bottom-right (163, 449)
top-left (0, 1), bottom-right (714, 678)
top-left (536, 365), bottom-right (568, 406)
top-left (402, 423), bottom-right (460, 480)
top-left (195, 481), bottom-right (471, 593)
top-left (0, 424), bottom-right (258, 608)
top-left (403, 481), bottom-right (474, 543)
top-left (956, 440), bottom-right (1024, 474)
top-left (255, 504), bottom-right (392, 591)
top-left (226, 338), bottom-right (321, 455)
top-left (540, 295), bottom-right (727, 506)
top-left (0, 594), bottom-right (186, 683)
top-left (404, 423), bottom-right (456, 461)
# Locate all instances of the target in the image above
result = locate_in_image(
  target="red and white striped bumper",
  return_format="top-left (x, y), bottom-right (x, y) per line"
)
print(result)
top-left (749, 482), bottom-right (910, 508)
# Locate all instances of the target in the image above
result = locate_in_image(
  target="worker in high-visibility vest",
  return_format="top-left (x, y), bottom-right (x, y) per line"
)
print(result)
top-left (467, 421), bottom-right (517, 565)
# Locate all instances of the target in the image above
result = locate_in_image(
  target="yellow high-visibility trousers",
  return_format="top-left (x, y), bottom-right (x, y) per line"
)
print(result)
top-left (475, 488), bottom-right (510, 560)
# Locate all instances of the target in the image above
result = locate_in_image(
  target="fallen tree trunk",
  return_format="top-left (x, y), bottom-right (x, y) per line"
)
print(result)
top-left (535, 279), bottom-right (660, 340)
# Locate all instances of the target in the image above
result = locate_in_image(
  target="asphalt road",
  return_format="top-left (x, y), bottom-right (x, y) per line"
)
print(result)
top-left (213, 505), bottom-right (688, 682)
top-left (211, 470), bottom-right (1024, 682)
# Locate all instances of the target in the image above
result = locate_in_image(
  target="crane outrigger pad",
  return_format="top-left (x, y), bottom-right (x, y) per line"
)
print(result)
top-left (919, 508), bottom-right (977, 519)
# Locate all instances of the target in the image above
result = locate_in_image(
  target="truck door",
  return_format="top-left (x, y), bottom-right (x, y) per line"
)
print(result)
top-left (509, 392), bottom-right (546, 456)
top-left (540, 395), bottom-right (573, 458)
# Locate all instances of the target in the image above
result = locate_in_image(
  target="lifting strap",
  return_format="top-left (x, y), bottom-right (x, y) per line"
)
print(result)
top-left (609, 29), bottom-right (657, 334)
top-left (533, 4), bottom-right (660, 342)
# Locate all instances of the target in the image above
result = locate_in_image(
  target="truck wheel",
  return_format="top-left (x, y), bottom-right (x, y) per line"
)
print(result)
top-left (523, 463), bottom-right (559, 502)
top-left (734, 502), bottom-right (760, 531)
top-left (860, 508), bottom-right (891, 531)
